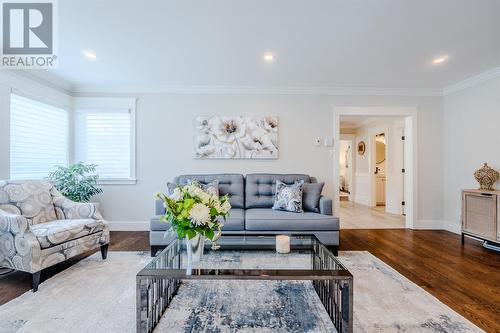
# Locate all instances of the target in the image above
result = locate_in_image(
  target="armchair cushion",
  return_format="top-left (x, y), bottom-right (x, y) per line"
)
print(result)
top-left (0, 180), bottom-right (57, 225)
top-left (30, 219), bottom-right (107, 249)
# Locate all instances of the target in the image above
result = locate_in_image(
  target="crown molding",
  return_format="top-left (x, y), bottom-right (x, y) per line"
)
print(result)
top-left (1, 70), bottom-right (74, 96)
top-left (72, 84), bottom-right (443, 97)
top-left (443, 66), bottom-right (500, 95)
top-left (6, 66), bottom-right (500, 97)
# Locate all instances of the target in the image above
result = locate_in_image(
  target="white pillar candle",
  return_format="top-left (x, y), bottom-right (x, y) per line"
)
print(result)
top-left (276, 235), bottom-right (290, 254)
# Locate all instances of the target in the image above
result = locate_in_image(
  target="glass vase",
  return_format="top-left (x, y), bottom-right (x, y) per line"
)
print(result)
top-left (185, 234), bottom-right (205, 275)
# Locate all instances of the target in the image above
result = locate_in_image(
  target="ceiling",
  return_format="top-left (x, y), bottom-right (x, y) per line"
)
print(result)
top-left (33, 0), bottom-right (500, 91)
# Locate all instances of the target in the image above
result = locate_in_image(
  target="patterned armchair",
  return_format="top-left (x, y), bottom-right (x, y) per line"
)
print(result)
top-left (0, 180), bottom-right (110, 291)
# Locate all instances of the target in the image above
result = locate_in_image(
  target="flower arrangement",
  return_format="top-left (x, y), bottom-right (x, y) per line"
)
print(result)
top-left (155, 182), bottom-right (231, 249)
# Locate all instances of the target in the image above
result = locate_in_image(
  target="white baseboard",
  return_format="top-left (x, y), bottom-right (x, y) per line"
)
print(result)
top-left (443, 220), bottom-right (461, 234)
top-left (414, 219), bottom-right (444, 230)
top-left (108, 221), bottom-right (149, 231)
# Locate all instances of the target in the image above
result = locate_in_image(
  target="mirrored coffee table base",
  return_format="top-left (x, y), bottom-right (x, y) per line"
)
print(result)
top-left (136, 235), bottom-right (353, 333)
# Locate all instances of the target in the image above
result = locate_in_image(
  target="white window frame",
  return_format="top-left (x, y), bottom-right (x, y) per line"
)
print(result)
top-left (73, 97), bottom-right (137, 185)
top-left (9, 92), bottom-right (70, 179)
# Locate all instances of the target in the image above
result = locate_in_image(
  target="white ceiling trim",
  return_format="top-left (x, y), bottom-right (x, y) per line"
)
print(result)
top-left (443, 66), bottom-right (500, 95)
top-left (9, 66), bottom-right (500, 97)
top-left (72, 84), bottom-right (442, 97)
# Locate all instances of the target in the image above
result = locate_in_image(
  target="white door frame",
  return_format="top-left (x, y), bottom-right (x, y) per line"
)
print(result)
top-left (332, 106), bottom-right (417, 229)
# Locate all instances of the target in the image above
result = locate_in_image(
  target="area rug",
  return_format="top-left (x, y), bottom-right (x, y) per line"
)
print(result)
top-left (0, 251), bottom-right (482, 333)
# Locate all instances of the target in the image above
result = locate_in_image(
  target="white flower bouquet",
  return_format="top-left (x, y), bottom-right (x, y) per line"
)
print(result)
top-left (155, 181), bottom-right (231, 249)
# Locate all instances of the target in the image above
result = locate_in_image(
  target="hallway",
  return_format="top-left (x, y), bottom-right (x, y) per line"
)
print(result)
top-left (340, 201), bottom-right (406, 229)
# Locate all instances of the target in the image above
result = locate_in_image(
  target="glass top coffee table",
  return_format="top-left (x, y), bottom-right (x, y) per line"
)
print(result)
top-left (136, 235), bottom-right (353, 333)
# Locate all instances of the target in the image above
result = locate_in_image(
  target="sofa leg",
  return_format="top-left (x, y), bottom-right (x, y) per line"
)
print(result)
top-left (32, 271), bottom-right (41, 292)
top-left (100, 244), bottom-right (109, 260)
top-left (150, 245), bottom-right (165, 257)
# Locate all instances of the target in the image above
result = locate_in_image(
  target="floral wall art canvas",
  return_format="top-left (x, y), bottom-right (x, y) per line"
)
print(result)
top-left (194, 116), bottom-right (279, 159)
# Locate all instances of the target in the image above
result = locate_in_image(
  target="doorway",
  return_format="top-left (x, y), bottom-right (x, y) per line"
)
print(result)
top-left (374, 133), bottom-right (386, 207)
top-left (333, 107), bottom-right (417, 229)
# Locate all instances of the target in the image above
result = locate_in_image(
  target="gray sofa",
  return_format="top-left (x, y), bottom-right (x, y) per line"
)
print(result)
top-left (150, 173), bottom-right (339, 255)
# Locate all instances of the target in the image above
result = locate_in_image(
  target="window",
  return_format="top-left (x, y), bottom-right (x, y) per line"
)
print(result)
top-left (74, 98), bottom-right (136, 183)
top-left (10, 94), bottom-right (69, 179)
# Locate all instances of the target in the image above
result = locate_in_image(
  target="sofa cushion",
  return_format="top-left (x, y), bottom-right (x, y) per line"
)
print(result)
top-left (219, 208), bottom-right (244, 231)
top-left (0, 180), bottom-right (57, 225)
top-left (245, 208), bottom-right (339, 231)
top-left (30, 219), bottom-right (106, 249)
top-left (150, 208), bottom-right (245, 232)
top-left (175, 174), bottom-right (244, 209)
top-left (245, 174), bottom-right (310, 209)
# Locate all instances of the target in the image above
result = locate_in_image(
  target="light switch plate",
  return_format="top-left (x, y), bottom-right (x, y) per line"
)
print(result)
top-left (324, 138), bottom-right (334, 147)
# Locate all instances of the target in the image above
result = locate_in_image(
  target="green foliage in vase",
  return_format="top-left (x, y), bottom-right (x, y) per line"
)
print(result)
top-left (155, 182), bottom-right (231, 243)
top-left (47, 162), bottom-right (103, 202)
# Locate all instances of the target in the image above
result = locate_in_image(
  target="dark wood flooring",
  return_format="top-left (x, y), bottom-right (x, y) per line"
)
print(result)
top-left (0, 230), bottom-right (499, 332)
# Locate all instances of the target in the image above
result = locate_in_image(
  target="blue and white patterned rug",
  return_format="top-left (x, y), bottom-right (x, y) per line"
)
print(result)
top-left (0, 251), bottom-right (482, 333)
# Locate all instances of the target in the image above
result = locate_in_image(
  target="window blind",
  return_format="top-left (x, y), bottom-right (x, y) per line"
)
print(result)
top-left (10, 94), bottom-right (69, 179)
top-left (75, 109), bottom-right (131, 179)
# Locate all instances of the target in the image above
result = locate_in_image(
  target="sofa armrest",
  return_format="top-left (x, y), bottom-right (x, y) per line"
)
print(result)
top-left (51, 187), bottom-right (103, 220)
top-left (0, 209), bottom-right (41, 273)
top-left (319, 196), bottom-right (333, 216)
top-left (155, 199), bottom-right (166, 216)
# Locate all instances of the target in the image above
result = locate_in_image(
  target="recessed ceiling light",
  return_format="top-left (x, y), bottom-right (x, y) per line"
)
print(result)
top-left (83, 50), bottom-right (97, 60)
top-left (263, 53), bottom-right (274, 62)
top-left (432, 55), bottom-right (449, 65)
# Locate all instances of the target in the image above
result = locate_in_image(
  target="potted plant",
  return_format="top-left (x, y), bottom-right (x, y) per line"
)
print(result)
top-left (47, 162), bottom-right (103, 202)
top-left (155, 181), bottom-right (231, 272)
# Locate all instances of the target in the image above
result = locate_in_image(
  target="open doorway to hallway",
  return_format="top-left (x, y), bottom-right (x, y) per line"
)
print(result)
top-left (338, 115), bottom-right (406, 229)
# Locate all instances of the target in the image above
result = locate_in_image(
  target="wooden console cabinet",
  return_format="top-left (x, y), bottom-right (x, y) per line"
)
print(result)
top-left (462, 189), bottom-right (500, 244)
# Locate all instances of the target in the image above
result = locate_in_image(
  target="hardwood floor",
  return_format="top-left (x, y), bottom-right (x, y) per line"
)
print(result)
top-left (340, 200), bottom-right (406, 229)
top-left (0, 230), bottom-right (498, 332)
top-left (340, 229), bottom-right (500, 333)
top-left (0, 231), bottom-right (150, 306)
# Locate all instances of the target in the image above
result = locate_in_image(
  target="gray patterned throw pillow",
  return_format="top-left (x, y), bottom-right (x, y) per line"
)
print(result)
top-left (272, 180), bottom-right (304, 213)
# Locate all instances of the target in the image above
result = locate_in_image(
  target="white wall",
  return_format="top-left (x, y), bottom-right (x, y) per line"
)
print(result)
top-left (0, 73), bottom-right (445, 230)
top-left (443, 75), bottom-right (500, 233)
top-left (97, 94), bottom-right (335, 225)
top-left (95, 94), bottom-right (443, 230)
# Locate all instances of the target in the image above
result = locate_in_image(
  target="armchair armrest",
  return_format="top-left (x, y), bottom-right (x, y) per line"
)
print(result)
top-left (51, 187), bottom-right (103, 220)
top-left (319, 196), bottom-right (333, 216)
top-left (0, 209), bottom-right (41, 273)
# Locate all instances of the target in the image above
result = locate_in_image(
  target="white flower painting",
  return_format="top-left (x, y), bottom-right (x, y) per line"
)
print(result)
top-left (194, 116), bottom-right (279, 159)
